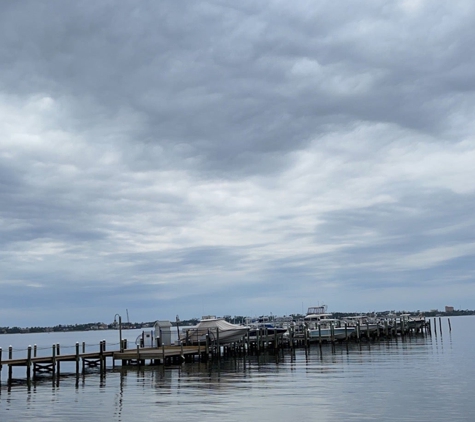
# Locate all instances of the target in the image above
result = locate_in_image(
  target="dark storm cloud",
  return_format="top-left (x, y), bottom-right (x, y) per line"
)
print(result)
top-left (1, 1), bottom-right (475, 326)
top-left (2, 1), bottom-right (474, 173)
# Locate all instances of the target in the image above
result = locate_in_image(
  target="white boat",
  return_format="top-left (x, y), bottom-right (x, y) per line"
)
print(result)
top-left (304, 306), bottom-right (355, 340)
top-left (183, 316), bottom-right (249, 345)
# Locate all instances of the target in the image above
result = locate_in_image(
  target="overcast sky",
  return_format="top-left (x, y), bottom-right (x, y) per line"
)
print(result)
top-left (1, 0), bottom-right (475, 327)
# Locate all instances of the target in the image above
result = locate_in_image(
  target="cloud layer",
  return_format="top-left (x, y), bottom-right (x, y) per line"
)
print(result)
top-left (1, 0), bottom-right (475, 326)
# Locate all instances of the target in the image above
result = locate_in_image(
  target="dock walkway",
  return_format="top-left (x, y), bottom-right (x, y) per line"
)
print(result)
top-left (0, 344), bottom-right (202, 382)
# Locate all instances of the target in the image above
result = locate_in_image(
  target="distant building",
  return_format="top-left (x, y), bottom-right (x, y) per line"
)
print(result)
top-left (445, 306), bottom-right (454, 313)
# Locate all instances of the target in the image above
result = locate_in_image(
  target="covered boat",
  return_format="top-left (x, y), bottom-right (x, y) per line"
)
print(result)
top-left (183, 316), bottom-right (249, 345)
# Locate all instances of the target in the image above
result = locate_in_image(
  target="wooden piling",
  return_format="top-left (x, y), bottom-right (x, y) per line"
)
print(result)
top-left (439, 317), bottom-right (442, 335)
top-left (100, 341), bottom-right (105, 372)
top-left (102, 340), bottom-right (107, 368)
top-left (75, 342), bottom-right (80, 375)
top-left (52, 344), bottom-right (56, 377)
top-left (56, 343), bottom-right (61, 375)
top-left (26, 346), bottom-right (32, 380)
top-left (448, 318), bottom-right (452, 332)
top-left (8, 346), bottom-right (13, 381)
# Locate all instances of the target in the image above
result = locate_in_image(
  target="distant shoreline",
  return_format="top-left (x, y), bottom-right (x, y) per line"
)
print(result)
top-left (2, 310), bottom-right (474, 335)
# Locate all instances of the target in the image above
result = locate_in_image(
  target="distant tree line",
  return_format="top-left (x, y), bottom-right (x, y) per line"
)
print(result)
top-left (1, 310), bottom-right (474, 335)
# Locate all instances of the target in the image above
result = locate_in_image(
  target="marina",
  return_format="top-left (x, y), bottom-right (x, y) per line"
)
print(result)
top-left (0, 309), bottom-right (441, 387)
top-left (1, 315), bottom-right (473, 422)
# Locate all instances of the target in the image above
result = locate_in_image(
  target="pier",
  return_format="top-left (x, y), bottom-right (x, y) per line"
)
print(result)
top-left (0, 342), bottom-right (204, 384)
top-left (1, 314), bottom-right (439, 390)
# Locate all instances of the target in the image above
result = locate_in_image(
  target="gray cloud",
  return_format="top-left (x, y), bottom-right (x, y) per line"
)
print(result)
top-left (1, 1), bottom-right (475, 326)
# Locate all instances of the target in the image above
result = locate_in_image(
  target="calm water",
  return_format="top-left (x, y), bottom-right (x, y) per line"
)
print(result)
top-left (1, 316), bottom-right (474, 421)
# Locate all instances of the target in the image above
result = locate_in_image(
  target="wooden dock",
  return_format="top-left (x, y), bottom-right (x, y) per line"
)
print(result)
top-left (0, 342), bottom-right (203, 383)
top-left (1, 316), bottom-right (438, 389)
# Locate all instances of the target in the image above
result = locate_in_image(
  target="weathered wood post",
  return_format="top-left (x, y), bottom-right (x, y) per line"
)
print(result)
top-left (136, 344), bottom-right (140, 367)
top-left (345, 322), bottom-right (348, 342)
top-left (26, 346), bottom-right (32, 381)
top-left (176, 315), bottom-right (180, 344)
top-left (8, 346), bottom-right (13, 381)
top-left (75, 342), bottom-right (80, 375)
top-left (439, 317), bottom-right (442, 335)
top-left (255, 328), bottom-right (259, 353)
top-left (82, 341), bottom-right (86, 353)
top-left (34, 344), bottom-right (37, 358)
top-left (246, 328), bottom-right (250, 354)
top-left (100, 341), bottom-right (104, 372)
top-left (448, 318), bottom-right (452, 332)
top-left (433, 318), bottom-right (437, 335)
top-left (216, 327), bottom-right (220, 357)
top-left (52, 344), bottom-right (56, 378)
top-left (205, 332), bottom-right (210, 357)
top-left (56, 344), bottom-right (61, 375)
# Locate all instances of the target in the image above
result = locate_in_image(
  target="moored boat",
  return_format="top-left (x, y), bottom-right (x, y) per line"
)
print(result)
top-left (304, 306), bottom-right (355, 340)
top-left (183, 316), bottom-right (249, 345)
top-left (247, 316), bottom-right (288, 339)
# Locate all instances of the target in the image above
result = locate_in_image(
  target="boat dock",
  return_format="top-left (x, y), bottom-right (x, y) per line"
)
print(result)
top-left (1, 315), bottom-right (447, 390)
top-left (0, 342), bottom-right (205, 384)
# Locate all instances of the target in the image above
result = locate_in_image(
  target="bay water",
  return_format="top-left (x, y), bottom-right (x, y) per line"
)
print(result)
top-left (1, 316), bottom-right (474, 421)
